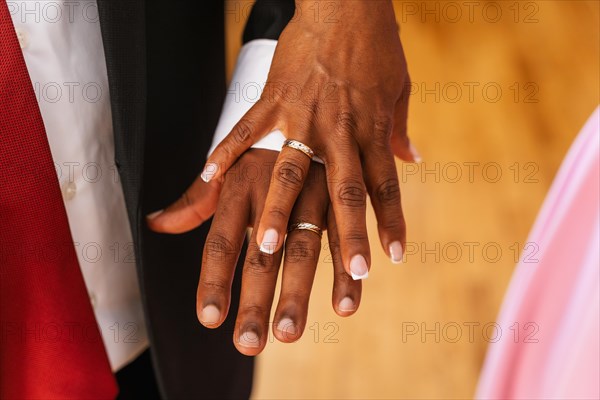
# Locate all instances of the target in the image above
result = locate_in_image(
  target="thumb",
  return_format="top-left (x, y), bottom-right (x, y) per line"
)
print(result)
top-left (146, 177), bottom-right (222, 234)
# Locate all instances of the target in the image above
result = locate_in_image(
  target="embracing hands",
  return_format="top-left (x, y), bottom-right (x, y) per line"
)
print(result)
top-left (147, 0), bottom-right (417, 354)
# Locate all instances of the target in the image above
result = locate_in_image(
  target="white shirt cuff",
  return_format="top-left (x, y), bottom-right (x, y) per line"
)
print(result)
top-left (207, 39), bottom-right (285, 156)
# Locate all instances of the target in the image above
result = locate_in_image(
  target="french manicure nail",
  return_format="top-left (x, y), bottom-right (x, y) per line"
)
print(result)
top-left (338, 297), bottom-right (356, 312)
top-left (349, 255), bottom-right (369, 280)
top-left (277, 318), bottom-right (297, 337)
top-left (259, 228), bottom-right (279, 254)
top-left (389, 241), bottom-right (404, 264)
top-left (409, 143), bottom-right (422, 163)
top-left (238, 330), bottom-right (261, 348)
top-left (146, 209), bottom-right (164, 220)
top-left (200, 162), bottom-right (218, 183)
top-left (199, 304), bottom-right (220, 326)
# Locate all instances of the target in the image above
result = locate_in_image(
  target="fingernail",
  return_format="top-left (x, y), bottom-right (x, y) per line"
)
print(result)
top-left (338, 297), bottom-right (356, 312)
top-left (146, 209), bottom-right (164, 220)
top-left (409, 143), bottom-right (422, 163)
top-left (277, 318), bottom-right (297, 338)
top-left (259, 228), bottom-right (279, 254)
top-left (199, 304), bottom-right (220, 326)
top-left (200, 162), bottom-right (218, 183)
top-left (389, 241), bottom-right (404, 264)
top-left (349, 255), bottom-right (369, 280)
top-left (238, 329), bottom-right (261, 348)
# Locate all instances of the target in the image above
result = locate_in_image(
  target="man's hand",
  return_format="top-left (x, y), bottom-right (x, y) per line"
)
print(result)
top-left (200, 0), bottom-right (417, 280)
top-left (148, 150), bottom-right (361, 355)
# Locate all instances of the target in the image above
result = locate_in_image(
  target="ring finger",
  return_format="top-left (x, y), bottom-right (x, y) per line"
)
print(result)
top-left (272, 163), bottom-right (329, 342)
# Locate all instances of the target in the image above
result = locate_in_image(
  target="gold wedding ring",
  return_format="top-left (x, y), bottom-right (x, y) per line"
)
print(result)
top-left (283, 139), bottom-right (314, 159)
top-left (288, 222), bottom-right (323, 238)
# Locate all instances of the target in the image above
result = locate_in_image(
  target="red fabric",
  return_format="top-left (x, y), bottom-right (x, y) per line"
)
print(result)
top-left (0, 1), bottom-right (118, 398)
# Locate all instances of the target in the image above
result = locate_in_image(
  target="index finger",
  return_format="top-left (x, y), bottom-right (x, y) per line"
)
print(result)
top-left (201, 100), bottom-right (277, 184)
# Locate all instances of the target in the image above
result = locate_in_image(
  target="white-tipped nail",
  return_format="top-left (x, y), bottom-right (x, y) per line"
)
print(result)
top-left (389, 241), bottom-right (404, 264)
top-left (200, 162), bottom-right (218, 183)
top-left (338, 297), bottom-right (356, 312)
top-left (409, 143), bottom-right (422, 163)
top-left (146, 209), bottom-right (164, 220)
top-left (199, 304), bottom-right (220, 326)
top-left (349, 255), bottom-right (369, 280)
top-left (259, 228), bottom-right (279, 254)
top-left (277, 318), bottom-right (297, 337)
top-left (238, 330), bottom-right (261, 348)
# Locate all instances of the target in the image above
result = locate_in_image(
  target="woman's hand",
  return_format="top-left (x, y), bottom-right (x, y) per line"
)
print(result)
top-left (200, 0), bottom-right (416, 279)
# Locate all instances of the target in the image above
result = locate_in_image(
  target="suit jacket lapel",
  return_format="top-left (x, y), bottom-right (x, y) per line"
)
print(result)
top-left (97, 0), bottom-right (147, 247)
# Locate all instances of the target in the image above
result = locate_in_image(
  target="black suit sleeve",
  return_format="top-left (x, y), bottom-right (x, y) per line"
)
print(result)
top-left (243, 0), bottom-right (295, 43)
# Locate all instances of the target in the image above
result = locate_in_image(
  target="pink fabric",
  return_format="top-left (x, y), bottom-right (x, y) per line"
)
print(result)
top-left (476, 107), bottom-right (600, 399)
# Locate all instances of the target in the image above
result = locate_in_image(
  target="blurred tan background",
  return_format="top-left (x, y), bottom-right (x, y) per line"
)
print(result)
top-left (225, 1), bottom-right (599, 398)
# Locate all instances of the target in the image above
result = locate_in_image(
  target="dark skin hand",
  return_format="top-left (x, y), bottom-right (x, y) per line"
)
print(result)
top-left (147, 0), bottom-right (418, 354)
top-left (150, 149), bottom-right (359, 355)
top-left (150, 0), bottom-right (416, 276)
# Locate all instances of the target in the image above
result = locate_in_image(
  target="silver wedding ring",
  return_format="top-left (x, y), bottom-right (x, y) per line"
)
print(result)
top-left (288, 222), bottom-right (323, 238)
top-left (283, 139), bottom-right (314, 160)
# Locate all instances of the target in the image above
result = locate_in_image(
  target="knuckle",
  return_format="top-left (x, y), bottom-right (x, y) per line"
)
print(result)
top-left (275, 161), bottom-right (305, 190)
top-left (199, 278), bottom-right (229, 293)
top-left (379, 219), bottom-right (405, 233)
top-left (298, 96), bottom-right (320, 117)
top-left (372, 115), bottom-right (393, 146)
top-left (240, 304), bottom-right (268, 318)
top-left (267, 206), bottom-right (289, 222)
top-left (263, 83), bottom-right (284, 105)
top-left (373, 115), bottom-right (393, 137)
top-left (285, 240), bottom-right (317, 264)
top-left (342, 229), bottom-right (368, 244)
top-left (334, 268), bottom-right (354, 284)
top-left (335, 111), bottom-right (358, 135)
top-left (204, 233), bottom-right (238, 263)
top-left (280, 289), bottom-right (307, 305)
top-left (181, 191), bottom-right (194, 208)
top-left (376, 178), bottom-right (401, 206)
top-left (369, 135), bottom-right (389, 152)
top-left (245, 248), bottom-right (277, 274)
top-left (219, 139), bottom-right (236, 160)
top-left (232, 118), bottom-right (254, 145)
top-left (337, 179), bottom-right (367, 208)
top-left (181, 191), bottom-right (206, 222)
